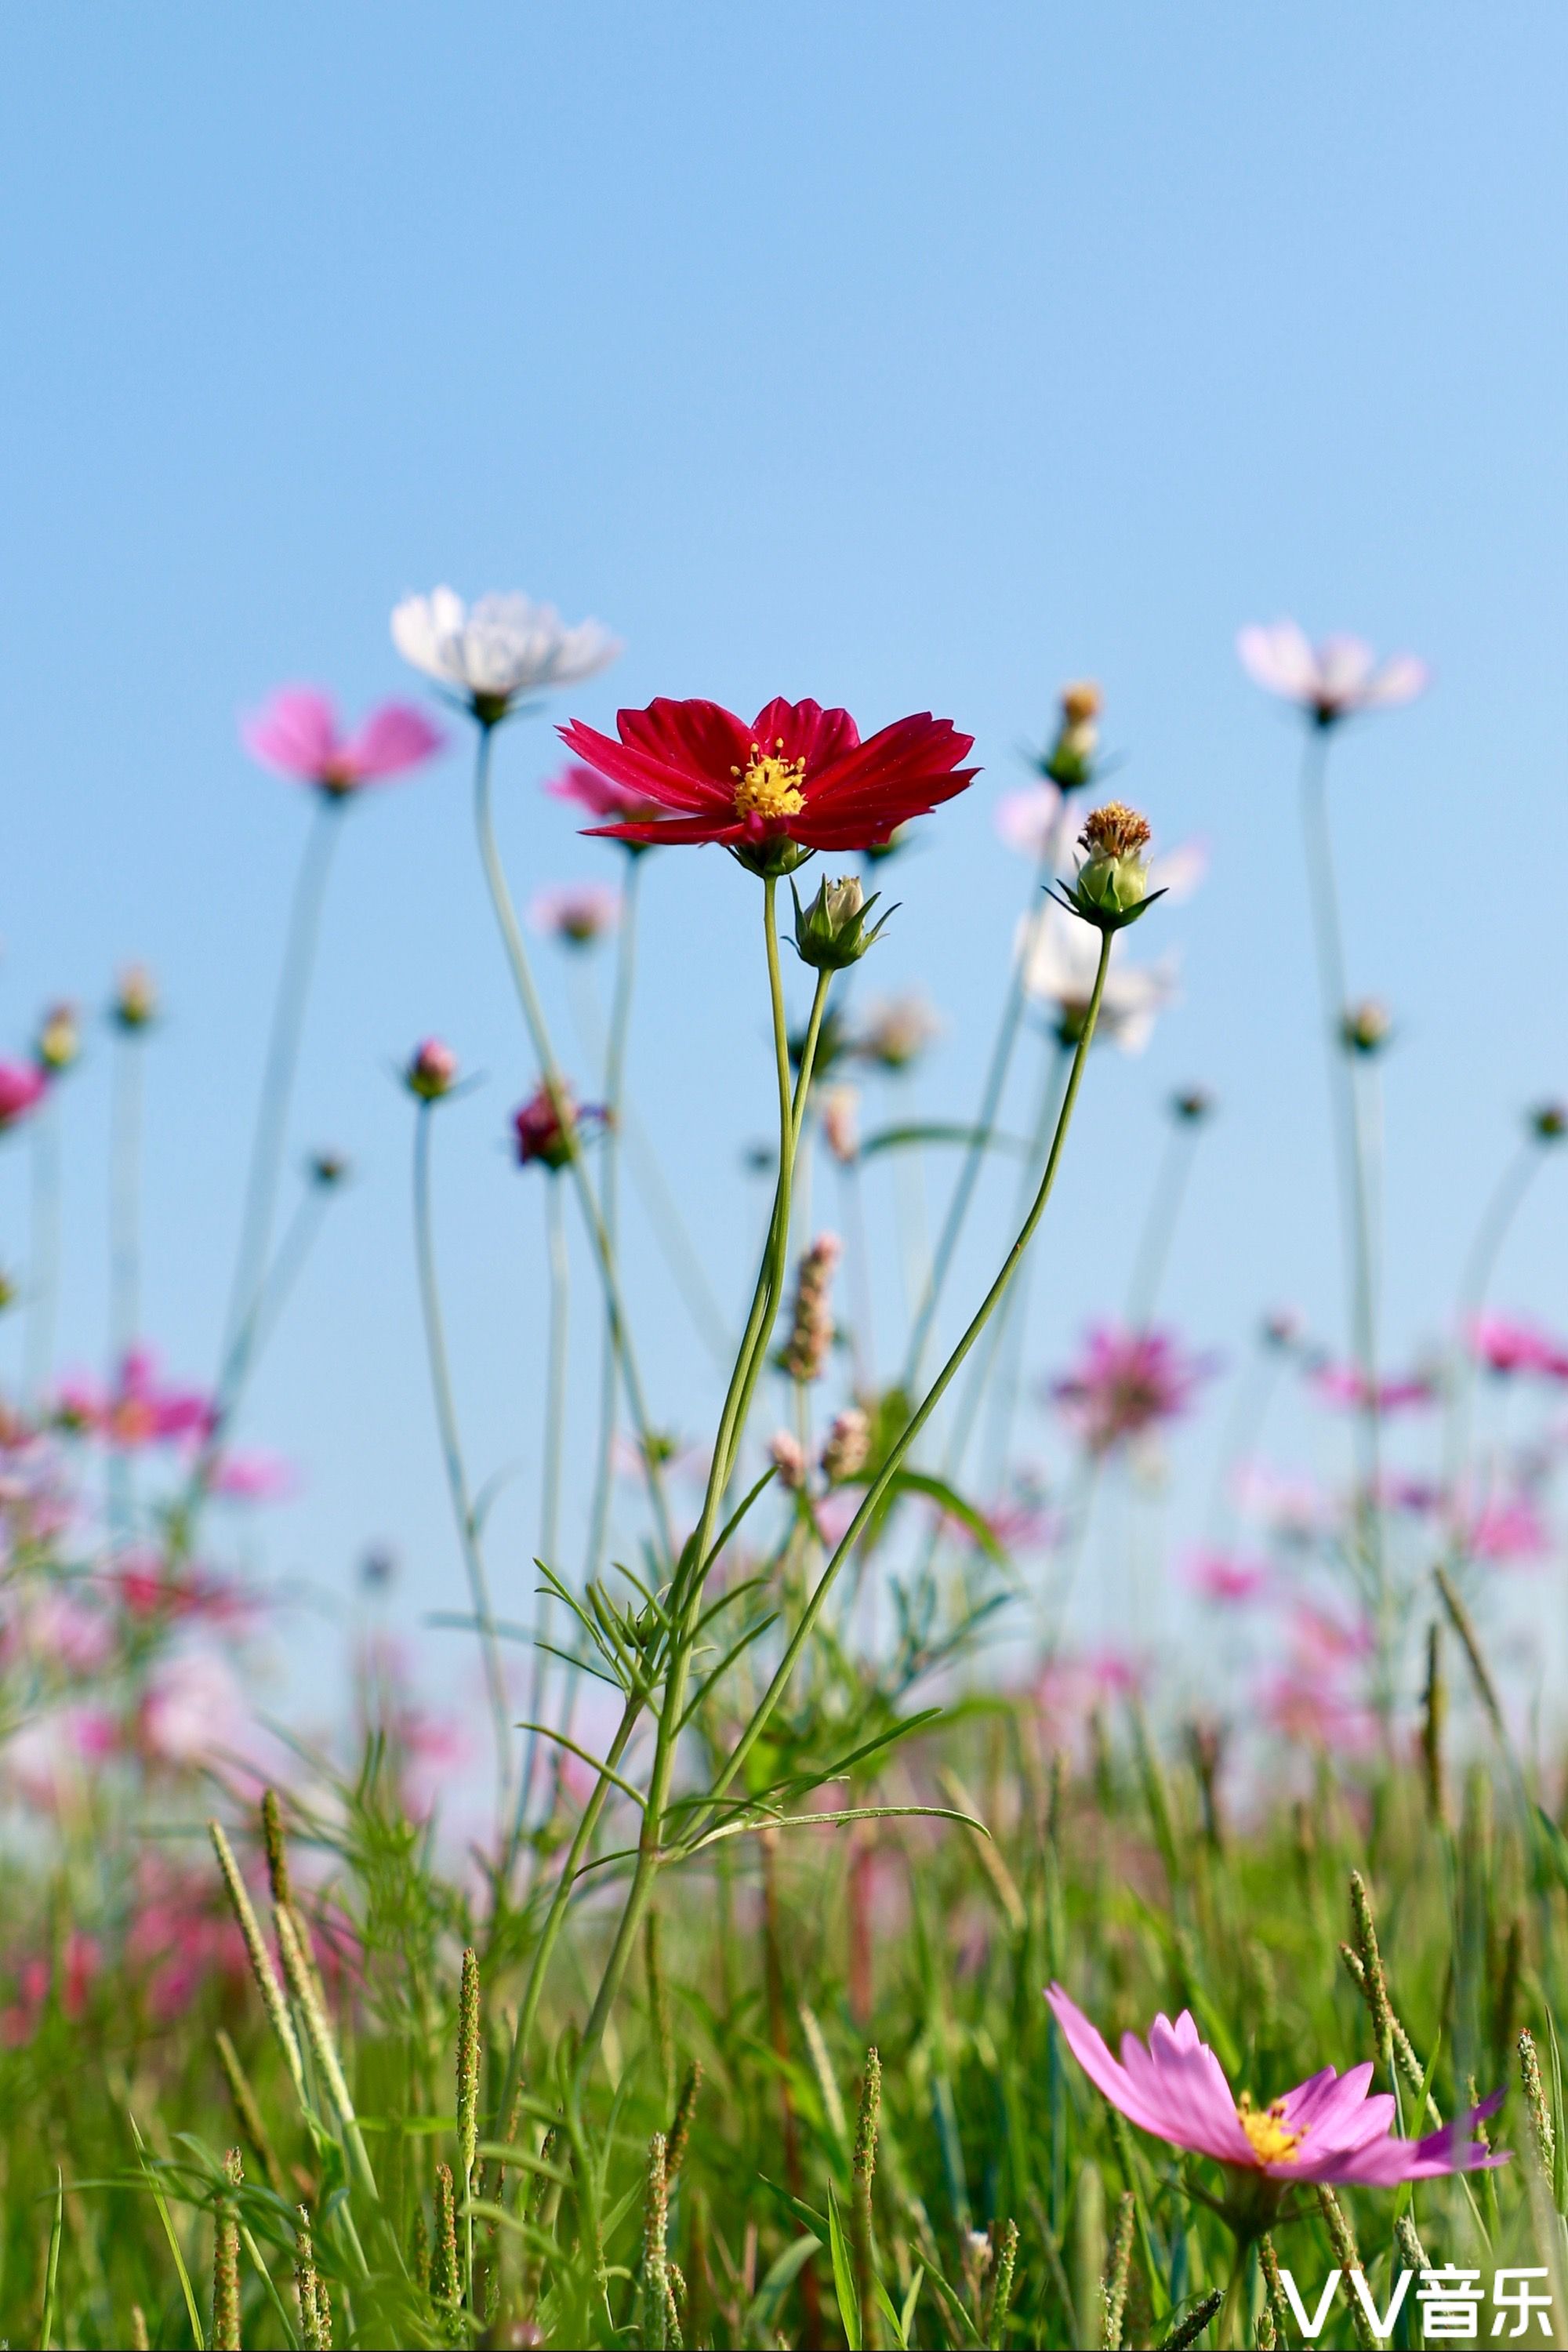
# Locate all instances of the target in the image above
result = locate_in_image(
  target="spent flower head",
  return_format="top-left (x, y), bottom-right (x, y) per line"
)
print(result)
top-left (854, 993), bottom-right (941, 1073)
top-left (112, 964), bottom-right (158, 1033)
top-left (35, 1003), bottom-right (80, 1075)
top-left (1529, 1100), bottom-right (1567, 1143)
top-left (1340, 999), bottom-right (1393, 1056)
top-left (1055, 800), bottom-right (1163, 933)
top-left (819, 1084), bottom-right (860, 1166)
top-left (513, 1080), bottom-right (604, 1172)
top-left (1037, 678), bottom-right (1103, 791)
top-left (790, 873), bottom-right (895, 971)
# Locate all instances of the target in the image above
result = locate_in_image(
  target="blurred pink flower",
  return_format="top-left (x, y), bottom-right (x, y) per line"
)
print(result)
top-left (1312, 1363), bottom-right (1436, 1414)
top-left (1237, 622), bottom-right (1428, 724)
top-left (1468, 1313), bottom-right (1568, 1379)
top-left (528, 881), bottom-right (622, 946)
top-left (1261, 1668), bottom-right (1377, 1753)
top-left (0, 1061), bottom-right (47, 1133)
top-left (1230, 1461), bottom-right (1330, 1543)
top-left (1466, 1491), bottom-right (1549, 1564)
top-left (995, 782), bottom-right (1067, 862)
top-left (126, 1862), bottom-right (249, 2020)
top-left (1047, 1984), bottom-right (1502, 2185)
top-left (18, 1590), bottom-right (115, 1676)
top-left (1, 1928), bottom-right (100, 2045)
top-left (546, 760), bottom-right (667, 827)
top-left (140, 1652), bottom-right (247, 1768)
top-left (242, 686), bottom-right (444, 796)
top-left (1051, 1324), bottom-right (1216, 1454)
top-left (56, 1349), bottom-right (216, 1450)
top-left (207, 1450), bottom-right (294, 1503)
top-left (3, 1708), bottom-right (118, 1807)
top-left (1186, 1550), bottom-right (1269, 1604)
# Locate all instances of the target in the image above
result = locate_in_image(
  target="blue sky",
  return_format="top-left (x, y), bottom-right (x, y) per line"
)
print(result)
top-left (2, 5), bottom-right (1564, 1708)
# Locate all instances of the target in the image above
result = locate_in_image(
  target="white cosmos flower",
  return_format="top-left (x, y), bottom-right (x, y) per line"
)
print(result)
top-left (1018, 899), bottom-right (1179, 1054)
top-left (390, 586), bottom-right (622, 709)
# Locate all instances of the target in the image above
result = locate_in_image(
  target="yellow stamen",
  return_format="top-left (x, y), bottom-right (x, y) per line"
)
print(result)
top-left (731, 738), bottom-right (807, 823)
top-left (1236, 2093), bottom-right (1307, 2166)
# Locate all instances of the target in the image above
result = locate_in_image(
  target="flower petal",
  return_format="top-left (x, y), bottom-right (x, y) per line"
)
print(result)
top-left (241, 687), bottom-right (340, 780)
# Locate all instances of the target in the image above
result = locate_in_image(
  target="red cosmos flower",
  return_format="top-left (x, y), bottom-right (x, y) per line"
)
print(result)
top-left (557, 697), bottom-right (978, 866)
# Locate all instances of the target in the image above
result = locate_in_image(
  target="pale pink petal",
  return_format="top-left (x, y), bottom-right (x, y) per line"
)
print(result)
top-left (1123, 2016), bottom-right (1256, 2164)
top-left (241, 687), bottom-right (341, 780)
top-left (1315, 635), bottom-right (1377, 702)
top-left (1363, 653), bottom-right (1429, 708)
top-left (1044, 1986), bottom-right (1175, 2139)
top-left (1237, 620), bottom-right (1318, 702)
top-left (343, 702), bottom-right (445, 780)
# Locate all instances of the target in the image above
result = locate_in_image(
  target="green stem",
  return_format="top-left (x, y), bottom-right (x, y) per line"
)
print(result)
top-left (471, 721), bottom-right (674, 1564)
top-left (24, 1091), bottom-right (62, 1406)
top-left (223, 794), bottom-right (343, 1364)
top-left (412, 1101), bottom-right (513, 1825)
top-left (582, 851), bottom-right (641, 1592)
top-left (107, 1028), bottom-right (146, 1545)
top-left (903, 834), bottom-right (1063, 1387)
top-left (1299, 733), bottom-right (1385, 1646)
top-left (573, 887), bottom-right (826, 2087)
top-left (515, 1174), bottom-right (571, 1849)
top-left (700, 927), bottom-right (1112, 1839)
top-left (1123, 1116), bottom-right (1200, 1332)
top-left (1445, 1137), bottom-right (1546, 1533)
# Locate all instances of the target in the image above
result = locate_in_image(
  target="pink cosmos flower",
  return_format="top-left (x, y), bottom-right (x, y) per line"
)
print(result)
top-left (1312, 1363), bottom-right (1436, 1414)
top-left (241, 686), bottom-right (444, 797)
top-left (546, 760), bottom-right (668, 828)
top-left (1186, 1551), bottom-right (1269, 1604)
top-left (1051, 1325), bottom-right (1215, 1454)
top-left (207, 1450), bottom-right (295, 1503)
top-left (1047, 1985), bottom-right (1504, 2186)
top-left (528, 881), bottom-right (622, 946)
top-left (59, 1349), bottom-right (216, 1450)
top-left (1468, 1313), bottom-right (1568, 1379)
top-left (1236, 622), bottom-right (1429, 724)
top-left (1466, 1491), bottom-right (1549, 1565)
top-left (0, 1061), bottom-right (47, 1132)
top-left (140, 1652), bottom-right (248, 1768)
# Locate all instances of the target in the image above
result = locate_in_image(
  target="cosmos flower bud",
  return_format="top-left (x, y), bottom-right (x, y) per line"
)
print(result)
top-left (1056, 802), bottom-right (1162, 932)
top-left (112, 965), bottom-right (158, 1033)
top-left (780, 1234), bottom-right (841, 1382)
top-left (820, 1406), bottom-right (870, 1486)
top-left (768, 1429), bottom-right (807, 1489)
top-left (819, 1085), bottom-right (861, 1166)
top-left (35, 1003), bottom-right (80, 1075)
top-left (854, 994), bottom-right (940, 1073)
top-left (513, 1080), bottom-right (606, 1171)
top-left (308, 1151), bottom-right (350, 1188)
top-left (405, 1038), bottom-right (459, 1101)
top-left (0, 1270), bottom-right (15, 1314)
top-left (790, 873), bottom-right (895, 971)
top-left (1340, 999), bottom-right (1392, 1056)
top-left (1529, 1101), bottom-right (1566, 1143)
top-left (1172, 1087), bottom-right (1214, 1123)
top-left (1040, 680), bottom-right (1102, 791)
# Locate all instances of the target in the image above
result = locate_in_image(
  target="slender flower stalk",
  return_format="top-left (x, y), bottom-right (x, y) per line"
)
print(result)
top-left (24, 1084), bottom-right (63, 1405)
top-left (514, 1170), bottom-right (570, 1847)
top-left (1124, 1093), bottom-right (1211, 1332)
top-left (223, 796), bottom-right (343, 1367)
top-left (571, 927), bottom-right (1116, 2089)
top-left (583, 848), bottom-right (643, 1588)
top-left (412, 1098), bottom-right (513, 1827)
top-left (470, 721), bottom-right (673, 1560)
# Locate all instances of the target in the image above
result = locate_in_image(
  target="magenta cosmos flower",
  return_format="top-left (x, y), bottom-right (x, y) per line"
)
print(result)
top-left (546, 760), bottom-right (668, 829)
top-left (557, 696), bottom-right (977, 862)
top-left (0, 1061), bottom-right (48, 1132)
top-left (1237, 622), bottom-right (1428, 725)
top-left (1468, 1312), bottom-right (1568, 1380)
top-left (1047, 1985), bottom-right (1504, 2188)
top-left (1051, 1323), bottom-right (1214, 1454)
top-left (242, 687), bottom-right (444, 797)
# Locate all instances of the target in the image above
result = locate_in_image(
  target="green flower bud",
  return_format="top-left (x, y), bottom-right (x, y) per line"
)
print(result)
top-left (1340, 999), bottom-right (1392, 1056)
top-left (789, 873), bottom-right (896, 971)
top-left (1039, 681), bottom-right (1103, 791)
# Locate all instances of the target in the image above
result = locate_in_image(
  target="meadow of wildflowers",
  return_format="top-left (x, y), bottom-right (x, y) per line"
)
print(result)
top-left (5, 583), bottom-right (1568, 2352)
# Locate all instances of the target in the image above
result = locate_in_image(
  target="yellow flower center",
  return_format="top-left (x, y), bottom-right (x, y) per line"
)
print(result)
top-left (1236, 2094), bottom-right (1307, 2166)
top-left (731, 739), bottom-right (807, 824)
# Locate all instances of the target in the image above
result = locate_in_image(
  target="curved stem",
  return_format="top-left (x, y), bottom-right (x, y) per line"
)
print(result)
top-left (412, 1102), bottom-right (512, 1825)
top-left (700, 930), bottom-right (1111, 1838)
top-left (471, 723), bottom-right (673, 1564)
top-left (223, 797), bottom-right (343, 1364)
top-left (1123, 1116), bottom-right (1200, 1333)
top-left (902, 847), bottom-right (1058, 1387)
top-left (572, 895), bottom-right (826, 2087)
